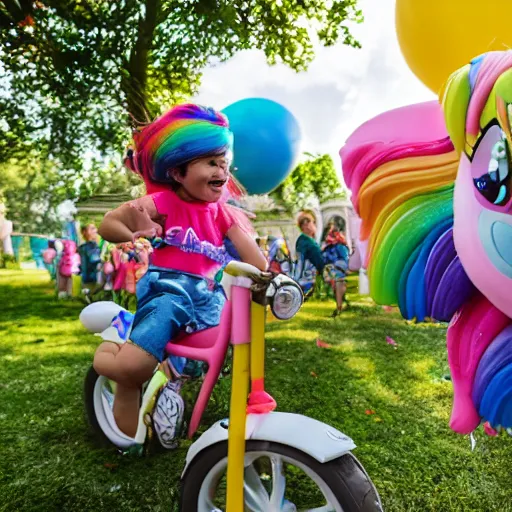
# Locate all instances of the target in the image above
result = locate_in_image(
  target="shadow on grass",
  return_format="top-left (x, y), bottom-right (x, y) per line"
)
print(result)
top-left (259, 299), bottom-right (512, 511)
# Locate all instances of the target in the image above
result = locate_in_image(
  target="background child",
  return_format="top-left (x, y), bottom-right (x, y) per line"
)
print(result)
top-left (57, 240), bottom-right (80, 298)
top-left (294, 211), bottom-right (324, 298)
top-left (79, 223), bottom-right (101, 286)
top-left (322, 223), bottom-right (350, 317)
top-left (93, 104), bottom-right (266, 437)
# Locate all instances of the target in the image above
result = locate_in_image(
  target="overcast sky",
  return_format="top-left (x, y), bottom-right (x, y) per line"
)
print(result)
top-left (193, 0), bottom-right (435, 180)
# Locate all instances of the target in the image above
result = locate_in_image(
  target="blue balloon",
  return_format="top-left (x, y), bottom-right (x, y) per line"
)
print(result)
top-left (223, 98), bottom-right (302, 195)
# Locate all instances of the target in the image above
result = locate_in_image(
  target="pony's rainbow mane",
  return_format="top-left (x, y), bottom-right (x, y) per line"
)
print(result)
top-left (442, 52), bottom-right (512, 157)
top-left (340, 102), bottom-right (474, 322)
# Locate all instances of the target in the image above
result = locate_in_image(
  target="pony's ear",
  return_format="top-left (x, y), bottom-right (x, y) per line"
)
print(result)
top-left (441, 63), bottom-right (471, 155)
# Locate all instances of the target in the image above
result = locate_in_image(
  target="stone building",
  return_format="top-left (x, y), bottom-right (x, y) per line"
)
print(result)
top-left (247, 196), bottom-right (359, 258)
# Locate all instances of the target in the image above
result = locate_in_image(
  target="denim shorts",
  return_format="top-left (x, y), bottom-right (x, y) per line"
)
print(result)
top-left (130, 267), bottom-right (226, 362)
top-left (323, 261), bottom-right (348, 282)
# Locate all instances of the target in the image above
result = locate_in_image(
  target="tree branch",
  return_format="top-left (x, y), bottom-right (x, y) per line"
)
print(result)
top-left (1, 0), bottom-right (33, 23)
top-left (122, 0), bottom-right (161, 125)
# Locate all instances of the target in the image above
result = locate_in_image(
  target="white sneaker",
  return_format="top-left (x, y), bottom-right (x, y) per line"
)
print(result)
top-left (152, 380), bottom-right (185, 449)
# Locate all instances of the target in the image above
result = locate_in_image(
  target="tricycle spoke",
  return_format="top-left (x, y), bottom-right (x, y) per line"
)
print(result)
top-left (269, 455), bottom-right (287, 509)
top-left (244, 462), bottom-right (271, 510)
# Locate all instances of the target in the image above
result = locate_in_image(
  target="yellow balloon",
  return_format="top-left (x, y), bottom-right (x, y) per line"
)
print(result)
top-left (396, 0), bottom-right (512, 94)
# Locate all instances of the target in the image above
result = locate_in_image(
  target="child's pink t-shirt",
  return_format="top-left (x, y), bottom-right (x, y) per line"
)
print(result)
top-left (150, 189), bottom-right (234, 279)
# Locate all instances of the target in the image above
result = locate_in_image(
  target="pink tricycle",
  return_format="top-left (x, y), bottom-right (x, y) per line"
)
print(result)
top-left (81, 261), bottom-right (381, 511)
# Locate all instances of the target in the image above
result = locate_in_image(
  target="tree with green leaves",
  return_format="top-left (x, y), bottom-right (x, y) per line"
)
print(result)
top-left (0, 158), bottom-right (141, 233)
top-left (1, 0), bottom-right (362, 173)
top-left (271, 153), bottom-right (347, 211)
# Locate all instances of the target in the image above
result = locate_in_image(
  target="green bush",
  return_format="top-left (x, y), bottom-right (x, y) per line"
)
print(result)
top-left (0, 253), bottom-right (18, 269)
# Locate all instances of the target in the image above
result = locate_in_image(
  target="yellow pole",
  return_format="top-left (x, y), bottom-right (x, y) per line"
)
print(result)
top-left (250, 302), bottom-right (266, 390)
top-left (226, 342), bottom-right (250, 512)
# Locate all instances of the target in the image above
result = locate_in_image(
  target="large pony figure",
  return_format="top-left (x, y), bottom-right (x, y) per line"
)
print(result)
top-left (341, 51), bottom-right (512, 436)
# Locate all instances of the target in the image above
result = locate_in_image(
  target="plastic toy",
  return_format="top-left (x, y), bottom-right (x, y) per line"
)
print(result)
top-left (81, 261), bottom-right (382, 511)
top-left (340, 51), bottom-right (512, 435)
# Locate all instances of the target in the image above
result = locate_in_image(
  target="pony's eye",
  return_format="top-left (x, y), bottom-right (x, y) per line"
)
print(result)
top-left (473, 138), bottom-right (511, 206)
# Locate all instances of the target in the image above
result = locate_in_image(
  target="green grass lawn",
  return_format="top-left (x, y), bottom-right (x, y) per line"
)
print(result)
top-left (1, 270), bottom-right (511, 511)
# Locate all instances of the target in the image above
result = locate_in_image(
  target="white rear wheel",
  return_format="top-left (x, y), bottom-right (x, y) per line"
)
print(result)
top-left (84, 366), bottom-right (137, 449)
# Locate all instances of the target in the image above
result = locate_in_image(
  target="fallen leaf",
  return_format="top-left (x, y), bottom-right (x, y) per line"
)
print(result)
top-left (365, 409), bottom-right (376, 415)
top-left (310, 371), bottom-right (318, 378)
top-left (104, 463), bottom-right (119, 470)
top-left (385, 336), bottom-right (397, 346)
top-left (374, 417), bottom-right (383, 422)
top-left (316, 338), bottom-right (332, 349)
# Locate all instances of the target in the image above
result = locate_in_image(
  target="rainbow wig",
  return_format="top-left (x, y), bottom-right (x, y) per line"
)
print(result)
top-left (126, 104), bottom-right (234, 184)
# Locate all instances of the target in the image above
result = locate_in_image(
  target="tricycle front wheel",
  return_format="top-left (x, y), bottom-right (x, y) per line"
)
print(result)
top-left (180, 440), bottom-right (382, 511)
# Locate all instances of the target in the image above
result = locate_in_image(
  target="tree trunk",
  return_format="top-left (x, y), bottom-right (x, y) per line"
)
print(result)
top-left (122, 0), bottom-right (161, 126)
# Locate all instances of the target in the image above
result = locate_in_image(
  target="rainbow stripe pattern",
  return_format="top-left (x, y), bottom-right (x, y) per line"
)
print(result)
top-left (341, 101), bottom-right (473, 324)
top-left (126, 104), bottom-right (234, 184)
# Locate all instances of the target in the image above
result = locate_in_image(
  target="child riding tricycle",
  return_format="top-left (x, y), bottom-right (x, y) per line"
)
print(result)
top-left (81, 103), bottom-right (382, 511)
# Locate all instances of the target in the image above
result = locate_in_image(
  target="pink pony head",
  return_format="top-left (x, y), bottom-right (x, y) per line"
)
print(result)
top-left (62, 239), bottom-right (77, 254)
top-left (443, 51), bottom-right (512, 318)
top-left (59, 240), bottom-right (80, 277)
